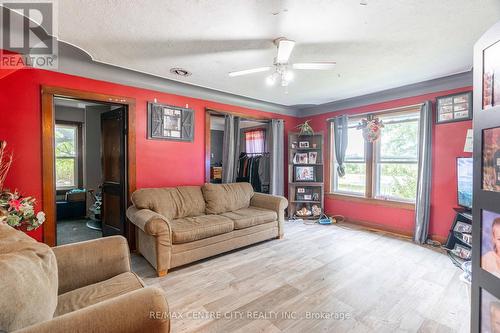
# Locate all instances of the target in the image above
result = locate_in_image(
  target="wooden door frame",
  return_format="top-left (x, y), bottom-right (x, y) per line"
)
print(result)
top-left (204, 107), bottom-right (271, 183)
top-left (41, 86), bottom-right (136, 247)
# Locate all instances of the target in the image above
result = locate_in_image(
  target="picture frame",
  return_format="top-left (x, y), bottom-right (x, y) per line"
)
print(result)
top-left (297, 187), bottom-right (305, 193)
top-left (291, 141), bottom-right (298, 148)
top-left (308, 152), bottom-right (318, 164)
top-left (481, 289), bottom-right (500, 333)
top-left (294, 166), bottom-right (315, 182)
top-left (481, 210), bottom-right (500, 278)
top-left (482, 127), bottom-right (500, 192)
top-left (452, 243), bottom-right (471, 260)
top-left (293, 152), bottom-right (308, 164)
top-left (454, 221), bottom-right (472, 234)
top-left (303, 194), bottom-right (312, 201)
top-left (147, 102), bottom-right (194, 141)
top-left (436, 92), bottom-right (473, 124)
top-left (483, 40), bottom-right (500, 110)
top-left (299, 141), bottom-right (310, 148)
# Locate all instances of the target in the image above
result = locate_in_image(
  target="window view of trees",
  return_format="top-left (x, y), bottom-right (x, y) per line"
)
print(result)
top-left (376, 114), bottom-right (419, 201)
top-left (332, 109), bottom-right (420, 203)
top-left (55, 125), bottom-right (78, 188)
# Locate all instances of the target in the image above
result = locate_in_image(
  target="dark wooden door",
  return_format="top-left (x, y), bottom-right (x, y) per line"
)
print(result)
top-left (101, 107), bottom-right (127, 236)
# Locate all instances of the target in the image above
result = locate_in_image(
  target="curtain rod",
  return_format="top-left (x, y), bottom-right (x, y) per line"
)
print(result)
top-left (326, 103), bottom-right (424, 122)
top-left (206, 108), bottom-right (285, 123)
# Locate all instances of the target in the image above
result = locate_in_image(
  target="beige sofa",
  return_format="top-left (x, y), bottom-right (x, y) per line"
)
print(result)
top-left (127, 183), bottom-right (288, 277)
top-left (0, 224), bottom-right (170, 333)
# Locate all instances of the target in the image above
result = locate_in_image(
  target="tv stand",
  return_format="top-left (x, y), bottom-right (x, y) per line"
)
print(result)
top-left (445, 208), bottom-right (472, 267)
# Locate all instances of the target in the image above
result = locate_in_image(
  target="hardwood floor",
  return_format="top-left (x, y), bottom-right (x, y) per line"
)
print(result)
top-left (132, 221), bottom-right (470, 333)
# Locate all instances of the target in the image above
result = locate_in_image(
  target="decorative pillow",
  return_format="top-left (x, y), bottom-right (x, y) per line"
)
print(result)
top-left (202, 183), bottom-right (254, 214)
top-left (132, 186), bottom-right (206, 220)
top-left (0, 224), bottom-right (58, 332)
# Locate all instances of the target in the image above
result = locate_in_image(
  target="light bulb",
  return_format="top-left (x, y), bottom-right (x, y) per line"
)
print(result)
top-left (283, 70), bottom-right (294, 82)
top-left (266, 74), bottom-right (276, 86)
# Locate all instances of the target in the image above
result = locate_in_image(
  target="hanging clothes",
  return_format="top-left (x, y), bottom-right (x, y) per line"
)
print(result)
top-left (236, 153), bottom-right (270, 193)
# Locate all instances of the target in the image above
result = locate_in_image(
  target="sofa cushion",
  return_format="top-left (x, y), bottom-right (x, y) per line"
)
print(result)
top-left (202, 183), bottom-right (254, 214)
top-left (221, 207), bottom-right (278, 229)
top-left (132, 186), bottom-right (205, 220)
top-left (170, 215), bottom-right (234, 244)
top-left (0, 224), bottom-right (58, 332)
top-left (55, 272), bottom-right (144, 316)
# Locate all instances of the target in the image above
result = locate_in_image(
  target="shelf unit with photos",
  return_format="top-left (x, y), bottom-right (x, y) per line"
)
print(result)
top-left (288, 132), bottom-right (324, 220)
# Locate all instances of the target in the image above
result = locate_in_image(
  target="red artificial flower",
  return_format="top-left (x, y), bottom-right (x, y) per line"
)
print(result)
top-left (8, 199), bottom-right (21, 211)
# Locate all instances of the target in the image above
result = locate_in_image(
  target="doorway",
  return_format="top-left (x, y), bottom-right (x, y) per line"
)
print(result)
top-left (206, 110), bottom-right (271, 193)
top-left (41, 86), bottom-right (137, 247)
top-left (53, 97), bottom-right (127, 245)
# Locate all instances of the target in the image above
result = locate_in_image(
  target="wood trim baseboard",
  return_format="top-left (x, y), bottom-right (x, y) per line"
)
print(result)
top-left (339, 218), bottom-right (447, 245)
top-left (326, 192), bottom-right (415, 210)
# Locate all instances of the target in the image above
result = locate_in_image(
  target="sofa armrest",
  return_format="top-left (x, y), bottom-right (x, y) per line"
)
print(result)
top-left (250, 193), bottom-right (288, 237)
top-left (53, 236), bottom-right (131, 295)
top-left (126, 206), bottom-right (172, 237)
top-left (16, 287), bottom-right (170, 333)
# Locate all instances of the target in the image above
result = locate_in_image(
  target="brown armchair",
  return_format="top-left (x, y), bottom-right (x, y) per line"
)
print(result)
top-left (0, 224), bottom-right (170, 333)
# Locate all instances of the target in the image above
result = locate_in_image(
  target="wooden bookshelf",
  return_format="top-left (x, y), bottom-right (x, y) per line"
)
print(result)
top-left (288, 132), bottom-right (324, 220)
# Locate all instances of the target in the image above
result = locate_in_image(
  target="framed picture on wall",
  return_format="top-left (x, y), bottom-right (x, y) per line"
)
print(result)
top-left (481, 288), bottom-right (500, 333)
top-left (436, 92), bottom-right (472, 124)
top-left (482, 127), bottom-right (500, 192)
top-left (481, 210), bottom-right (500, 278)
top-left (147, 102), bottom-right (194, 141)
top-left (483, 40), bottom-right (500, 110)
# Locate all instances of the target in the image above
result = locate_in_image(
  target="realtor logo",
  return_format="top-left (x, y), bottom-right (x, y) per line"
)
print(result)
top-left (0, 1), bottom-right (58, 69)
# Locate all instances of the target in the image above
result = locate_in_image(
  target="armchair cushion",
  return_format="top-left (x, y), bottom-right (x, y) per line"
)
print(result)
top-left (17, 287), bottom-right (170, 333)
top-left (55, 272), bottom-right (144, 316)
top-left (0, 224), bottom-right (58, 332)
top-left (202, 183), bottom-right (254, 214)
top-left (53, 236), bottom-right (131, 295)
top-left (221, 207), bottom-right (277, 229)
top-left (170, 215), bottom-right (234, 244)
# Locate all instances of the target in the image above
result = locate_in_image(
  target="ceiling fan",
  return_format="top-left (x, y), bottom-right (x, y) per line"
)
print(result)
top-left (228, 37), bottom-right (336, 87)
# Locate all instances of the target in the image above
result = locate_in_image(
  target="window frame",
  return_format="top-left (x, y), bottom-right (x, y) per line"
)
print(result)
top-left (329, 106), bottom-right (421, 209)
top-left (55, 121), bottom-right (83, 192)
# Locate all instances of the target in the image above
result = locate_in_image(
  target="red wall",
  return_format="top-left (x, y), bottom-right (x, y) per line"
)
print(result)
top-left (0, 68), bottom-right (298, 242)
top-left (305, 87), bottom-right (473, 241)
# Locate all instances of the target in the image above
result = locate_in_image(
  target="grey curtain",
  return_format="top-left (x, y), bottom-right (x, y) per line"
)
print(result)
top-left (333, 115), bottom-right (349, 177)
top-left (222, 115), bottom-right (240, 183)
top-left (413, 101), bottom-right (433, 244)
top-left (269, 119), bottom-right (284, 196)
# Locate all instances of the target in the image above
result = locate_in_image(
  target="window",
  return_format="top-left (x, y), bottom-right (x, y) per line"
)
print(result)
top-left (331, 107), bottom-right (420, 203)
top-left (374, 112), bottom-right (419, 201)
top-left (333, 121), bottom-right (366, 195)
top-left (55, 123), bottom-right (80, 189)
top-left (245, 129), bottom-right (265, 154)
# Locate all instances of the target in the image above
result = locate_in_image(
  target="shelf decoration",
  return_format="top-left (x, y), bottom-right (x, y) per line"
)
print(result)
top-left (296, 120), bottom-right (314, 136)
top-left (356, 117), bottom-right (384, 142)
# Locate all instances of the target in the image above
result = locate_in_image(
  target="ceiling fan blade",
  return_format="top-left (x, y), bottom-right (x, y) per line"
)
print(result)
top-left (292, 62), bottom-right (336, 70)
top-left (228, 67), bottom-right (271, 77)
top-left (276, 39), bottom-right (295, 64)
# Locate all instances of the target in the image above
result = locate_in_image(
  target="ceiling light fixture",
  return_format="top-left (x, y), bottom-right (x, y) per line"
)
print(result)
top-left (266, 65), bottom-right (293, 87)
top-left (169, 68), bottom-right (192, 77)
top-left (360, 0), bottom-right (368, 5)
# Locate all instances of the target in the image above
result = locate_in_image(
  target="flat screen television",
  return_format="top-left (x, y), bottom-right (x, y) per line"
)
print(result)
top-left (457, 157), bottom-right (473, 209)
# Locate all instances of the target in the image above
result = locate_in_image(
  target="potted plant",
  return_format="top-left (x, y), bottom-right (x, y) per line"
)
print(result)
top-left (0, 141), bottom-right (45, 231)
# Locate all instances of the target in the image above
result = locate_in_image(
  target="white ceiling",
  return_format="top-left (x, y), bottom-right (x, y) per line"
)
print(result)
top-left (56, 0), bottom-right (500, 106)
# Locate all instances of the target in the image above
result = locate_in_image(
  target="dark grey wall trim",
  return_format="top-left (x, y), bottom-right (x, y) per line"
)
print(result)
top-left (56, 42), bottom-right (298, 117)
top-left (296, 71), bottom-right (473, 117)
